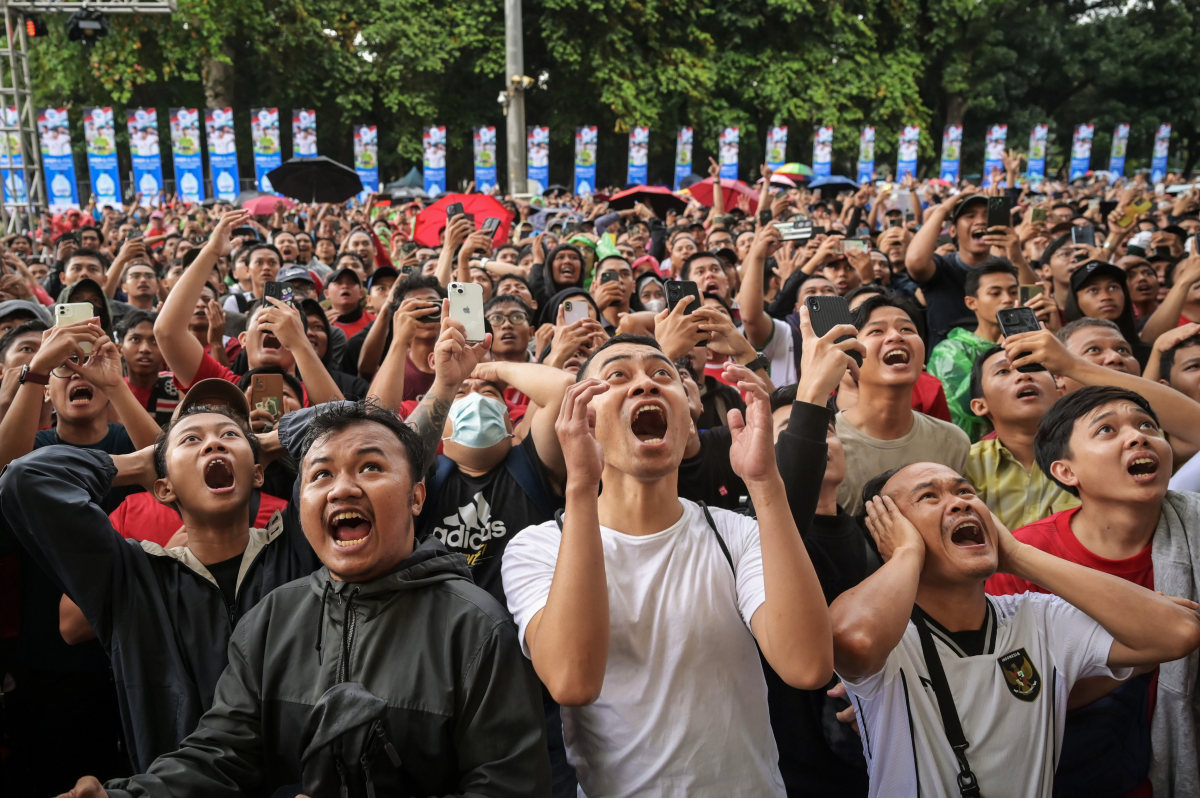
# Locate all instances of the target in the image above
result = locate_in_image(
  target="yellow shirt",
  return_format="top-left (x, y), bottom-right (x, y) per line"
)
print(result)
top-left (966, 437), bottom-right (1080, 531)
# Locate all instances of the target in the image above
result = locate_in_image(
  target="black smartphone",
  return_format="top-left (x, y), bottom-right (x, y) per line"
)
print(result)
top-left (805, 295), bottom-right (862, 367)
top-left (445, 202), bottom-right (465, 219)
top-left (887, 216), bottom-right (903, 228)
top-left (263, 281), bottom-right (293, 302)
top-left (1071, 226), bottom-right (1096, 247)
top-left (1099, 200), bottom-right (1118, 218)
top-left (481, 217), bottom-right (500, 235)
top-left (996, 307), bottom-right (1045, 373)
top-left (758, 209), bottom-right (773, 225)
top-left (600, 270), bottom-right (619, 284)
top-left (986, 196), bottom-right (1011, 229)
top-left (666, 280), bottom-right (702, 315)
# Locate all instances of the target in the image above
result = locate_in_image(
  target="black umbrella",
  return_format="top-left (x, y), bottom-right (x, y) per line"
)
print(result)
top-left (607, 185), bottom-right (687, 218)
top-left (542, 184), bottom-right (570, 198)
top-left (265, 156), bottom-right (363, 204)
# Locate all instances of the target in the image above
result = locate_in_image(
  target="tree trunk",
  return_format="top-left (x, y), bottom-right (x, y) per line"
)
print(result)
top-left (944, 92), bottom-right (968, 128)
top-left (202, 42), bottom-right (235, 109)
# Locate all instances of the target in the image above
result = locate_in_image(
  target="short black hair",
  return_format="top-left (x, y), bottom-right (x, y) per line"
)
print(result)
top-left (861, 466), bottom-right (908, 515)
top-left (963, 258), bottom-right (1018, 298)
top-left (969, 344), bottom-right (1006, 404)
top-left (851, 293), bottom-right (924, 339)
top-left (241, 243), bottom-right (283, 266)
top-left (390, 274), bottom-right (445, 313)
top-left (115, 310), bottom-right (158, 342)
top-left (495, 273), bottom-right (531, 293)
top-left (153, 404), bottom-right (260, 480)
top-left (844, 284), bottom-right (887, 306)
top-left (484, 293), bottom-right (534, 320)
top-left (576, 333), bottom-right (664, 382)
top-left (769, 383), bottom-right (798, 413)
top-left (1041, 233), bottom-right (1073, 266)
top-left (299, 400), bottom-right (423, 480)
top-left (1160, 333), bottom-right (1200, 382)
top-left (61, 248), bottom-right (109, 273)
top-left (1034, 386), bottom-right (1159, 497)
top-left (0, 319), bottom-right (48, 365)
top-left (1056, 317), bottom-right (1122, 345)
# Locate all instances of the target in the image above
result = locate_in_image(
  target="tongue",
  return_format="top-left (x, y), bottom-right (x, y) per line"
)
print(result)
top-left (204, 461), bottom-right (234, 489)
top-left (333, 520), bottom-right (370, 542)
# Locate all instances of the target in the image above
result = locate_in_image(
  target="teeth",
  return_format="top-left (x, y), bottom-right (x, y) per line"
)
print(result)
top-left (332, 511), bottom-right (365, 523)
top-left (333, 538), bottom-right (368, 548)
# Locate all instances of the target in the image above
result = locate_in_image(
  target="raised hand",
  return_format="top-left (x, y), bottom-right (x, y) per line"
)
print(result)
top-left (556, 378), bottom-right (609, 488)
top-left (205, 209), bottom-right (251, 258)
top-left (723, 363), bottom-right (778, 484)
top-left (864, 495), bottom-right (925, 565)
top-left (796, 304), bottom-right (862, 403)
top-left (431, 299), bottom-right (492, 389)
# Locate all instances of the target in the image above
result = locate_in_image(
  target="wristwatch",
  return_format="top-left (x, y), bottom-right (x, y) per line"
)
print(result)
top-left (18, 364), bottom-right (49, 386)
top-left (741, 354), bottom-right (771, 373)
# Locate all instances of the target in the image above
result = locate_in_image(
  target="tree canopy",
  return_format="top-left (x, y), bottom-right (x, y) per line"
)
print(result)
top-left (22, 0), bottom-right (1199, 187)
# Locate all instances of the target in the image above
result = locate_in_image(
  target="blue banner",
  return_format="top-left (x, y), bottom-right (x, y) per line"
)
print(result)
top-left (292, 109), bottom-right (317, 158)
top-left (82, 106), bottom-right (121, 207)
top-left (169, 107), bottom-right (205, 204)
top-left (423, 125), bottom-right (446, 196)
top-left (473, 126), bottom-right (498, 192)
top-left (249, 107), bottom-right (281, 193)
top-left (627, 126), bottom-right (649, 185)
top-left (1109, 123), bottom-right (1129, 177)
top-left (1027, 124), bottom-right (1048, 181)
top-left (856, 126), bottom-right (875, 184)
top-left (1, 106), bottom-right (29, 206)
top-left (1151, 124), bottom-right (1171, 183)
top-left (126, 107), bottom-right (164, 201)
top-left (573, 126), bottom-right (597, 194)
top-left (983, 124), bottom-right (1007, 185)
top-left (527, 126), bottom-right (549, 193)
top-left (718, 126), bottom-right (739, 180)
top-left (813, 125), bottom-right (833, 179)
top-left (674, 127), bottom-right (693, 190)
top-left (353, 124), bottom-right (379, 203)
top-left (1069, 124), bottom-right (1094, 181)
top-left (204, 108), bottom-right (240, 201)
top-left (940, 125), bottom-right (962, 182)
top-left (765, 126), bottom-right (787, 172)
top-left (897, 125), bottom-right (920, 180)
top-left (37, 107), bottom-right (79, 210)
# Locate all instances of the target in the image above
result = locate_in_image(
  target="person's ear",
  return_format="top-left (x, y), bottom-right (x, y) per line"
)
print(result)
top-left (1160, 378), bottom-right (1172, 387)
top-left (252, 463), bottom-right (264, 489)
top-left (969, 397), bottom-right (989, 418)
top-left (1053, 375), bottom-right (1068, 394)
top-left (237, 329), bottom-right (248, 347)
top-left (964, 295), bottom-right (979, 312)
top-left (1049, 459), bottom-right (1080, 492)
top-left (410, 480), bottom-right (427, 516)
top-left (153, 476), bottom-right (177, 506)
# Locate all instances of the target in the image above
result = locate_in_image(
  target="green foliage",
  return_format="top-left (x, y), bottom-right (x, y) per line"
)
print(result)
top-left (17, 0), bottom-right (1200, 187)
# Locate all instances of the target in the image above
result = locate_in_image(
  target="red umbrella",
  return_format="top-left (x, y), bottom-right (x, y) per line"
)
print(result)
top-left (242, 195), bottom-right (294, 216)
top-left (413, 193), bottom-right (514, 248)
top-left (607, 185), bottom-right (688, 217)
top-left (682, 178), bottom-right (759, 212)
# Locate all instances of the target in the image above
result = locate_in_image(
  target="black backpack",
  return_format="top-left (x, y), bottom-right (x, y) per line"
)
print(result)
top-left (299, 682), bottom-right (403, 798)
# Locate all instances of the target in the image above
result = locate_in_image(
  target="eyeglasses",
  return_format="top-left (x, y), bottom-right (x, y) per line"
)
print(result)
top-left (51, 353), bottom-right (88, 378)
top-left (485, 311), bottom-right (530, 327)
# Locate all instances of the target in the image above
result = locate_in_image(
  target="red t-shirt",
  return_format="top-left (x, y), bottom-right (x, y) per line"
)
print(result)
top-left (110, 491), bottom-right (290, 547)
top-left (912, 370), bottom-right (952, 422)
top-left (986, 506), bottom-right (1154, 595)
top-left (332, 311), bottom-right (376, 339)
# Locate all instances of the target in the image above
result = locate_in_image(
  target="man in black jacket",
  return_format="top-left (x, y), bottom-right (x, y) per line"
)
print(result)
top-left (59, 401), bottom-right (551, 798)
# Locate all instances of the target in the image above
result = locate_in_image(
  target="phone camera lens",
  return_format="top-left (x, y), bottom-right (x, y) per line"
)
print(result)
top-left (811, 301), bottom-right (820, 312)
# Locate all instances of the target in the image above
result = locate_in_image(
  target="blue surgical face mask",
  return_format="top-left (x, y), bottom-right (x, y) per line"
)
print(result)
top-left (444, 392), bottom-right (512, 449)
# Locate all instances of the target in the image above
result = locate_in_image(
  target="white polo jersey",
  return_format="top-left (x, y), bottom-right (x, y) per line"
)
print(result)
top-left (841, 593), bottom-right (1130, 798)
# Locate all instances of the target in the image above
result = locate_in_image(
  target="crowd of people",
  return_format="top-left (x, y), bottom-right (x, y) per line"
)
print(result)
top-left (1, 155), bottom-right (1200, 797)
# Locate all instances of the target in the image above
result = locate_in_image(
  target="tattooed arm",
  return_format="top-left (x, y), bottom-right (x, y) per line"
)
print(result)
top-left (406, 390), bottom-right (454, 473)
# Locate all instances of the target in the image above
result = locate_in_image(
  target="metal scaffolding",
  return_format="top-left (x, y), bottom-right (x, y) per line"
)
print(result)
top-left (0, 0), bottom-right (175, 232)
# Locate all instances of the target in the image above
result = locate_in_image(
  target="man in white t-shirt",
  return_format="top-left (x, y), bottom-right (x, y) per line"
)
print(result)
top-left (504, 319), bottom-right (859, 797)
top-left (832, 461), bottom-right (1200, 798)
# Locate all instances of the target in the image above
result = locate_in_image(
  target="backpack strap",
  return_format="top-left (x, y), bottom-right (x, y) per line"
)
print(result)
top-left (911, 605), bottom-right (982, 798)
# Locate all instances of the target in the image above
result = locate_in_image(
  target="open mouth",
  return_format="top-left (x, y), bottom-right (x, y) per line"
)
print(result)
top-left (949, 518), bottom-right (986, 547)
top-left (204, 457), bottom-right (235, 492)
top-left (630, 402), bottom-right (668, 444)
top-left (882, 348), bottom-right (910, 366)
top-left (969, 227), bottom-right (988, 242)
top-left (261, 334), bottom-right (282, 350)
top-left (1127, 455), bottom-right (1159, 481)
top-left (329, 510), bottom-right (372, 548)
top-left (1015, 385), bottom-right (1040, 400)
top-left (68, 384), bottom-right (94, 405)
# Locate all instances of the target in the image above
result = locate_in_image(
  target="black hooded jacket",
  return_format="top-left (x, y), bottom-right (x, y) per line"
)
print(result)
top-left (527, 243), bottom-right (585, 309)
top-left (102, 541), bottom-right (551, 797)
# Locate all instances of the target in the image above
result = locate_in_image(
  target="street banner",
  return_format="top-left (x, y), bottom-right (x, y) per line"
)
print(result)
top-left (473, 126), bottom-right (498, 192)
top-left (1151, 124), bottom-right (1171, 182)
top-left (250, 107), bottom-right (281, 194)
top-left (856, 126), bottom-right (875, 184)
top-left (718, 126), bottom-right (739, 180)
top-left (765, 125), bottom-right (787, 172)
top-left (127, 108), bottom-right (164, 202)
top-left (897, 125), bottom-right (920, 179)
top-left (940, 124), bottom-right (962, 182)
top-left (292, 109), bottom-right (317, 158)
top-left (813, 125), bottom-right (833, 179)
top-left (574, 125), bottom-right (597, 194)
top-left (82, 107), bottom-right (120, 207)
top-left (38, 107), bottom-right (80, 210)
top-left (423, 125), bottom-right (446, 196)
top-left (1027, 124), bottom-right (1049, 181)
top-left (674, 127), bottom-right (693, 190)
top-left (526, 125), bottom-right (549, 193)
top-left (627, 126), bottom-right (649, 185)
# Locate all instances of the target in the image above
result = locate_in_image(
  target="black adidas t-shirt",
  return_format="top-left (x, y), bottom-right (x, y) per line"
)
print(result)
top-left (416, 438), bottom-right (559, 605)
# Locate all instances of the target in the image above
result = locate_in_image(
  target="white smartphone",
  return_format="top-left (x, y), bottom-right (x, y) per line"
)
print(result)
top-left (447, 281), bottom-right (486, 342)
top-left (55, 302), bottom-right (96, 355)
top-left (563, 299), bottom-right (590, 325)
